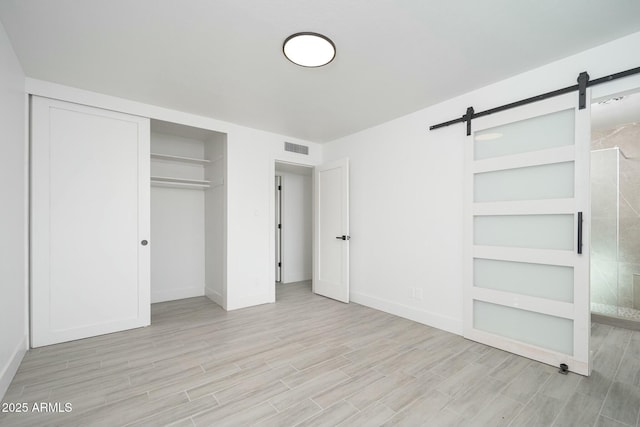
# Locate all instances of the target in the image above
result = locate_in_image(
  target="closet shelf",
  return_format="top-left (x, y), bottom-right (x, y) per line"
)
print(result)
top-left (151, 153), bottom-right (211, 165)
top-left (151, 176), bottom-right (211, 189)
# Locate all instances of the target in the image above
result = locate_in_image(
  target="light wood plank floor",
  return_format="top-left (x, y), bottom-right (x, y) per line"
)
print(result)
top-left (2, 281), bottom-right (640, 427)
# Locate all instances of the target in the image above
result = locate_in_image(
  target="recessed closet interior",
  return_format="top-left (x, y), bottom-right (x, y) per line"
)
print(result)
top-left (150, 120), bottom-right (227, 307)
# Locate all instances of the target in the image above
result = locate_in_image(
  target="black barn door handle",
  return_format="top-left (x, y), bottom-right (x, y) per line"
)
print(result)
top-left (577, 212), bottom-right (583, 254)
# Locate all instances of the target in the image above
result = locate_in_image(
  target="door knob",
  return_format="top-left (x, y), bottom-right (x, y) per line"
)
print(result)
top-left (335, 235), bottom-right (350, 240)
top-left (141, 240), bottom-right (148, 246)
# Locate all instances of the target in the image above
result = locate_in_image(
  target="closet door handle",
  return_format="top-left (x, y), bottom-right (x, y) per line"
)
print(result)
top-left (335, 235), bottom-right (350, 241)
top-left (577, 212), bottom-right (583, 255)
top-left (141, 240), bottom-right (148, 246)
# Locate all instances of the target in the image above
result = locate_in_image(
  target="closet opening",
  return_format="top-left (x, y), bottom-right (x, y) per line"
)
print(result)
top-left (274, 162), bottom-right (313, 299)
top-left (150, 120), bottom-right (227, 309)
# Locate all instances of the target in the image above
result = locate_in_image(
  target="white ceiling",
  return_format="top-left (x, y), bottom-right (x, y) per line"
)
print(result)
top-left (2, 1), bottom-right (640, 143)
top-left (592, 91), bottom-right (640, 132)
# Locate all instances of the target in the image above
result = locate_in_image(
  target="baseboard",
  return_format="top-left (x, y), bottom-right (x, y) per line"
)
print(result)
top-left (205, 287), bottom-right (225, 309)
top-left (0, 335), bottom-right (27, 401)
top-left (282, 275), bottom-right (312, 284)
top-left (350, 291), bottom-right (463, 335)
top-left (281, 279), bottom-right (312, 285)
top-left (226, 293), bottom-right (273, 311)
top-left (151, 287), bottom-right (204, 304)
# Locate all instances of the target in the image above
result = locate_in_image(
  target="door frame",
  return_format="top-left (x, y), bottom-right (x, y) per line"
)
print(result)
top-left (270, 160), bottom-right (315, 300)
top-left (275, 174), bottom-right (283, 283)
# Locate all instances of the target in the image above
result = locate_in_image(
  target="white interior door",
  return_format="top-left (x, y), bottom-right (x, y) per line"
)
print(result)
top-left (464, 91), bottom-right (591, 375)
top-left (314, 158), bottom-right (349, 302)
top-left (31, 96), bottom-right (150, 347)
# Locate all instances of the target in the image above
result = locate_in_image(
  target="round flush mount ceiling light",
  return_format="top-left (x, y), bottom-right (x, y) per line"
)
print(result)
top-left (283, 32), bottom-right (336, 67)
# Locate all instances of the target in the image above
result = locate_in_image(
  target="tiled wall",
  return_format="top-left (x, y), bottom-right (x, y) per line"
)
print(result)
top-left (591, 122), bottom-right (640, 311)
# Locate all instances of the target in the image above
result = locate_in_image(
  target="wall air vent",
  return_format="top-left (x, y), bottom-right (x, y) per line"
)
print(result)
top-left (284, 142), bottom-right (309, 155)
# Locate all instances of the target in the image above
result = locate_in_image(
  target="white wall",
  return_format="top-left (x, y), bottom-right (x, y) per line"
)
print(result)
top-left (323, 31), bottom-right (640, 335)
top-left (0, 21), bottom-right (27, 400)
top-left (204, 134), bottom-right (227, 307)
top-left (150, 132), bottom-right (206, 303)
top-left (225, 130), bottom-right (321, 309)
top-left (24, 77), bottom-right (323, 313)
top-left (276, 171), bottom-right (312, 284)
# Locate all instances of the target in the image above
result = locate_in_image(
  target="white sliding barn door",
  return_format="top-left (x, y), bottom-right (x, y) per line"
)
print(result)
top-left (314, 158), bottom-right (349, 303)
top-left (464, 92), bottom-right (591, 375)
top-left (31, 96), bottom-right (150, 347)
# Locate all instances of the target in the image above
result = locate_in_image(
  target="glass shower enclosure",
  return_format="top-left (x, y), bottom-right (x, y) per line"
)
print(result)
top-left (590, 146), bottom-right (640, 322)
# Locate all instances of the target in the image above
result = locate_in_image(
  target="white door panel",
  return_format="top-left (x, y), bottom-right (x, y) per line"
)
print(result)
top-left (464, 92), bottom-right (591, 375)
top-left (314, 158), bottom-right (349, 303)
top-left (31, 96), bottom-right (150, 347)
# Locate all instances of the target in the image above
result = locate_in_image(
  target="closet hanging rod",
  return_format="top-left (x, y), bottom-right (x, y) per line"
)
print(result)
top-left (429, 65), bottom-right (640, 136)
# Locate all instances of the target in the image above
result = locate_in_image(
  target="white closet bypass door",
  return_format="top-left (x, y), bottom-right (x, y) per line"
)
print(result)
top-left (464, 91), bottom-right (591, 375)
top-left (314, 158), bottom-right (349, 303)
top-left (31, 96), bottom-right (150, 347)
